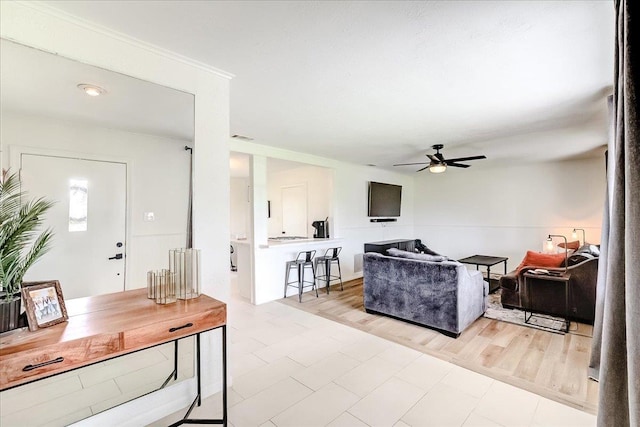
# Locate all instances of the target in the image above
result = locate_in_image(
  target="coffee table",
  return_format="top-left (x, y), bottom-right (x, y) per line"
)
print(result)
top-left (458, 255), bottom-right (508, 293)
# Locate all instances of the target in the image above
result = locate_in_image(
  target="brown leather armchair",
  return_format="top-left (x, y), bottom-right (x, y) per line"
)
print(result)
top-left (499, 256), bottom-right (598, 324)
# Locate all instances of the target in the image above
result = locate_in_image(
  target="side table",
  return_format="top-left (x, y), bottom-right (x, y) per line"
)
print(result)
top-left (523, 271), bottom-right (571, 333)
top-left (458, 255), bottom-right (508, 293)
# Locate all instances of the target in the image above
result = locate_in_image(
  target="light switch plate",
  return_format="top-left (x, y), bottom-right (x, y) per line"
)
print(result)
top-left (144, 212), bottom-right (155, 222)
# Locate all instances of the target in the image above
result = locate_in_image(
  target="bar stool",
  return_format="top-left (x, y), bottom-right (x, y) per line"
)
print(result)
top-left (230, 244), bottom-right (237, 272)
top-left (314, 247), bottom-right (343, 294)
top-left (284, 250), bottom-right (318, 302)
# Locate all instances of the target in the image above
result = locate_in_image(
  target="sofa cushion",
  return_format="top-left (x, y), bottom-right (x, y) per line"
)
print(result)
top-left (499, 272), bottom-right (519, 291)
top-left (414, 239), bottom-right (441, 256)
top-left (575, 244), bottom-right (600, 257)
top-left (558, 240), bottom-right (581, 250)
top-left (387, 248), bottom-right (449, 262)
top-left (568, 252), bottom-right (597, 266)
top-left (515, 250), bottom-right (566, 273)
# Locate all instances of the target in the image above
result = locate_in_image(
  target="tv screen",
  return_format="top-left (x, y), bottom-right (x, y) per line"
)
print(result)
top-left (368, 181), bottom-right (402, 217)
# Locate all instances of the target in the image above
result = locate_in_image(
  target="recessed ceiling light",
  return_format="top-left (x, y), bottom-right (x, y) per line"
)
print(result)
top-left (77, 84), bottom-right (106, 97)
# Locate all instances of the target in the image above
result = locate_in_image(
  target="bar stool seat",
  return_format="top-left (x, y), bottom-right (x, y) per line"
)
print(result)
top-left (314, 247), bottom-right (343, 294)
top-left (284, 250), bottom-right (318, 302)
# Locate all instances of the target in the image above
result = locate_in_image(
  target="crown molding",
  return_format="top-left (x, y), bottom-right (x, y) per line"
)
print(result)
top-left (15, 1), bottom-right (234, 80)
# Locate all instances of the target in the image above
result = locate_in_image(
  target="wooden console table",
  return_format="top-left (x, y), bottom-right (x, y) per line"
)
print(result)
top-left (0, 288), bottom-right (227, 426)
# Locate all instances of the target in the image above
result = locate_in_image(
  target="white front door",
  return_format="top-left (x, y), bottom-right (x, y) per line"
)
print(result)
top-left (281, 184), bottom-right (308, 237)
top-left (20, 154), bottom-right (127, 299)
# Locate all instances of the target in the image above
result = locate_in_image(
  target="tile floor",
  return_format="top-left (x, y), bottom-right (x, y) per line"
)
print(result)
top-left (151, 277), bottom-right (596, 427)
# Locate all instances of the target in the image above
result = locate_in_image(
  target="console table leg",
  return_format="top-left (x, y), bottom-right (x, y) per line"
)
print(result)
top-left (197, 333), bottom-right (202, 407)
top-left (222, 325), bottom-right (227, 426)
top-left (160, 340), bottom-right (179, 389)
top-left (170, 328), bottom-right (226, 426)
top-left (174, 340), bottom-right (179, 381)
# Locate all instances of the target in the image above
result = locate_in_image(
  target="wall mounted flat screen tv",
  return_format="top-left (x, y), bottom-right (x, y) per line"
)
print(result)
top-left (368, 181), bottom-right (402, 217)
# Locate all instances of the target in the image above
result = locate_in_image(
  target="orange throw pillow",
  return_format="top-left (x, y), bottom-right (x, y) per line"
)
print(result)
top-left (515, 250), bottom-right (566, 274)
top-left (558, 240), bottom-right (580, 250)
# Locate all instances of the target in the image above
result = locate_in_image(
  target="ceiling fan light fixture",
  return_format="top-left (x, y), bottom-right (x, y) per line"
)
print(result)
top-left (77, 83), bottom-right (106, 97)
top-left (429, 163), bottom-right (447, 174)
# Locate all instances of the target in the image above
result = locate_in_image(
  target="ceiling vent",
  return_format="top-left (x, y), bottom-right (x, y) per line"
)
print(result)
top-left (231, 134), bottom-right (254, 141)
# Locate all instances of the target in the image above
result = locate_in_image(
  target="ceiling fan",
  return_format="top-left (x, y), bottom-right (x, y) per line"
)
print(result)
top-left (393, 144), bottom-right (486, 173)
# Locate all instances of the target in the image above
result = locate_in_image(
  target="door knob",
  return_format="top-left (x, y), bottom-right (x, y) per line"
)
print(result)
top-left (108, 253), bottom-right (123, 260)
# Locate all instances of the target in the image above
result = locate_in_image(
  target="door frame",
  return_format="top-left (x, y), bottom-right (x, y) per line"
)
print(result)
top-left (9, 145), bottom-right (134, 289)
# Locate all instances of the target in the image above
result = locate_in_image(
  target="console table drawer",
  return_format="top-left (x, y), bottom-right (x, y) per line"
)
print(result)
top-left (123, 310), bottom-right (220, 350)
top-left (0, 333), bottom-right (121, 388)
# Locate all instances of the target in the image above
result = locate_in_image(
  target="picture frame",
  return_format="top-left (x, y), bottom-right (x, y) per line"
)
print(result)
top-left (21, 280), bottom-right (69, 332)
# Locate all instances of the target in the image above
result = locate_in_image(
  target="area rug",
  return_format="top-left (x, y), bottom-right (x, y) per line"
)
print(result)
top-left (484, 292), bottom-right (568, 334)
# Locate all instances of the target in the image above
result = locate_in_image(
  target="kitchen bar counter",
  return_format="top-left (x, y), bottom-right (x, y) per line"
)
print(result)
top-left (261, 237), bottom-right (340, 248)
top-left (249, 238), bottom-right (344, 304)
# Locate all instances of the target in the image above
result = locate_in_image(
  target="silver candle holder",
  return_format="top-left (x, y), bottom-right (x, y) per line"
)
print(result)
top-left (147, 269), bottom-right (177, 304)
top-left (169, 248), bottom-right (201, 300)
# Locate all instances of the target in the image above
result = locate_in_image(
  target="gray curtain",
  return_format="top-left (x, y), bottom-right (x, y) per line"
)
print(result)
top-left (588, 96), bottom-right (612, 382)
top-left (592, 1), bottom-right (640, 425)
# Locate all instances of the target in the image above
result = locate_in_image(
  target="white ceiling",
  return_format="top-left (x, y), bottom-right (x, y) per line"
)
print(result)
top-left (41, 1), bottom-right (614, 170)
top-left (0, 39), bottom-right (194, 141)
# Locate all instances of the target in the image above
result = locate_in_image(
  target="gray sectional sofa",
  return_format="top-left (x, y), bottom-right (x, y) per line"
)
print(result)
top-left (363, 249), bottom-right (488, 337)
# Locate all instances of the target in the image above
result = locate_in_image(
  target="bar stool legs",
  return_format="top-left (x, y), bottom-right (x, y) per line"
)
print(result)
top-left (283, 250), bottom-right (317, 302)
top-left (315, 247), bottom-right (343, 294)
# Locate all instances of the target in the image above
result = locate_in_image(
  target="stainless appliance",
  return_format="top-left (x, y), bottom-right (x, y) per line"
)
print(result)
top-left (312, 218), bottom-right (329, 238)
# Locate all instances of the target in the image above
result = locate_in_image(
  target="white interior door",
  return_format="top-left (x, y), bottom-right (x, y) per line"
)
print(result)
top-left (20, 154), bottom-right (127, 299)
top-left (281, 184), bottom-right (308, 237)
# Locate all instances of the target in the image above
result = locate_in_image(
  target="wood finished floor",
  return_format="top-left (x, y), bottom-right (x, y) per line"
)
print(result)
top-left (279, 278), bottom-right (599, 415)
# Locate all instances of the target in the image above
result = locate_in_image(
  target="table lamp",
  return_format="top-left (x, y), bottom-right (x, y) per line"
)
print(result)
top-left (572, 228), bottom-right (586, 245)
top-left (546, 234), bottom-right (569, 272)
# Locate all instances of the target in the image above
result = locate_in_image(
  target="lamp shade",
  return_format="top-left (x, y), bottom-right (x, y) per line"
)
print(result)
top-left (572, 228), bottom-right (586, 244)
top-left (547, 234), bottom-right (569, 271)
top-left (544, 237), bottom-right (555, 254)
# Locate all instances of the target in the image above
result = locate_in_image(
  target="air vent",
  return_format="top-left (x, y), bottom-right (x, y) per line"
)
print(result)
top-left (231, 134), bottom-right (254, 141)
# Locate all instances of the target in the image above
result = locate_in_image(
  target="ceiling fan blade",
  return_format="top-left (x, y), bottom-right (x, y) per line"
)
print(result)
top-left (416, 165), bottom-right (430, 172)
top-left (444, 155), bottom-right (486, 163)
top-left (446, 162), bottom-right (471, 168)
top-left (394, 162), bottom-right (429, 166)
top-left (427, 154), bottom-right (440, 163)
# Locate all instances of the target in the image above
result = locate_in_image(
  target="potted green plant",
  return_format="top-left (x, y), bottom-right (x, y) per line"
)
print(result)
top-left (0, 169), bottom-right (54, 333)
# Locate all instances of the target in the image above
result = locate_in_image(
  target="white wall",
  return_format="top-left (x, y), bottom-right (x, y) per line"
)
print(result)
top-left (1, 112), bottom-right (191, 288)
top-left (1, 2), bottom-right (230, 425)
top-left (333, 166), bottom-right (415, 277)
top-left (413, 157), bottom-right (606, 271)
top-left (230, 177), bottom-right (250, 239)
top-left (267, 165), bottom-right (332, 238)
